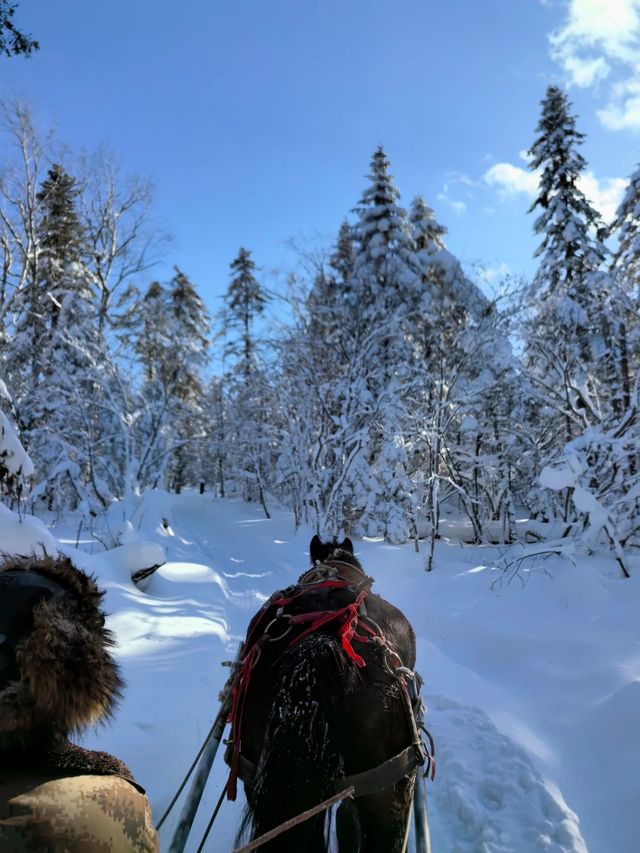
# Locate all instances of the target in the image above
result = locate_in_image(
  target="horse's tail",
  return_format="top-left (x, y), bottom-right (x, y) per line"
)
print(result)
top-left (240, 633), bottom-right (358, 852)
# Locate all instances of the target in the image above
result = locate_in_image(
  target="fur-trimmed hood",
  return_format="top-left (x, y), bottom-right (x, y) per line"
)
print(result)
top-left (0, 553), bottom-right (123, 749)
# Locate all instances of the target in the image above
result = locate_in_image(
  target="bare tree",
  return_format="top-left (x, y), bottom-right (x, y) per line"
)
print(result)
top-left (78, 151), bottom-right (168, 331)
top-left (0, 102), bottom-right (52, 364)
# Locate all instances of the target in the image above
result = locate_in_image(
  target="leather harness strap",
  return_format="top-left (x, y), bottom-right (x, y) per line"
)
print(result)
top-left (226, 737), bottom-right (423, 799)
top-left (336, 744), bottom-right (422, 798)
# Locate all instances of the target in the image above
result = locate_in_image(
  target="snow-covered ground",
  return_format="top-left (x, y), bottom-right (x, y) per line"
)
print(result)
top-left (5, 491), bottom-right (639, 852)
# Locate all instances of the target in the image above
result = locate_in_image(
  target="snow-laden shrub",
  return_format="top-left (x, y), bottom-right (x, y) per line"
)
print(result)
top-left (540, 426), bottom-right (639, 577)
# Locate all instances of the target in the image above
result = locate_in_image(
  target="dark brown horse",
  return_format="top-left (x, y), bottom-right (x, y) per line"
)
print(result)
top-left (229, 536), bottom-right (422, 852)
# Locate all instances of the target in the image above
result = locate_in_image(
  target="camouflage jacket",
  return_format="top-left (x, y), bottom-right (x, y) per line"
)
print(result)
top-left (0, 742), bottom-right (159, 852)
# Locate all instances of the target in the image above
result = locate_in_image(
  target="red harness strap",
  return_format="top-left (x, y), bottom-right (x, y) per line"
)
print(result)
top-left (288, 588), bottom-right (369, 667)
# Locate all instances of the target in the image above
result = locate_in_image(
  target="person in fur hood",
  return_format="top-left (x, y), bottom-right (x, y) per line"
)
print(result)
top-left (0, 552), bottom-right (159, 852)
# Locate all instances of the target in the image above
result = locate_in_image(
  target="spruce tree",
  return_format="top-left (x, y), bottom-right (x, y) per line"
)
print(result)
top-left (527, 86), bottom-right (607, 355)
top-left (225, 248), bottom-right (268, 382)
top-left (222, 248), bottom-right (272, 516)
top-left (343, 148), bottom-right (421, 542)
top-left (350, 147), bottom-right (418, 342)
top-left (525, 88), bottom-right (608, 442)
top-left (166, 267), bottom-right (210, 492)
top-left (525, 86), bottom-right (614, 525)
top-left (133, 281), bottom-right (171, 383)
top-left (8, 164), bottom-right (114, 511)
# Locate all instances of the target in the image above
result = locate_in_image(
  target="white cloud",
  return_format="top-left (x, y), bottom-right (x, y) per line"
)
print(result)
top-left (436, 193), bottom-right (467, 217)
top-left (597, 78), bottom-right (640, 129)
top-left (549, 0), bottom-right (640, 85)
top-left (547, 0), bottom-right (640, 130)
top-left (561, 53), bottom-right (610, 87)
top-left (579, 172), bottom-right (628, 220)
top-left (483, 163), bottom-right (540, 197)
top-left (484, 160), bottom-right (626, 222)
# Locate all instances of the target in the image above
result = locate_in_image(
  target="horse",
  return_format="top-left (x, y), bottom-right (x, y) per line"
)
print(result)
top-left (227, 535), bottom-right (423, 852)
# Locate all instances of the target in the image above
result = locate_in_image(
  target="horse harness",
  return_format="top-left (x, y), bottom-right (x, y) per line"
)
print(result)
top-left (223, 559), bottom-right (435, 803)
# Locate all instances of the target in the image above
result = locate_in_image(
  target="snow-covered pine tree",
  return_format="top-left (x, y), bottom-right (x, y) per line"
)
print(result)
top-left (122, 279), bottom-right (175, 490)
top-left (344, 148), bottom-right (421, 542)
top-left (350, 147), bottom-right (418, 379)
top-left (544, 155), bottom-right (640, 572)
top-left (165, 267), bottom-right (210, 493)
top-left (520, 88), bottom-right (638, 569)
top-left (222, 248), bottom-right (272, 517)
top-left (8, 164), bottom-right (114, 512)
top-left (119, 271), bottom-right (209, 495)
top-left (224, 247), bottom-right (268, 382)
top-left (528, 87), bottom-right (607, 330)
top-left (524, 86), bottom-right (609, 521)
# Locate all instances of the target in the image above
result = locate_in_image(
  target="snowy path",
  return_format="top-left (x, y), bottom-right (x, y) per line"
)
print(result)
top-left (61, 492), bottom-right (637, 852)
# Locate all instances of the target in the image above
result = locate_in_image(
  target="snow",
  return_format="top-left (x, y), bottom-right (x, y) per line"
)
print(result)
top-left (0, 501), bottom-right (58, 553)
top-left (5, 491), bottom-right (639, 852)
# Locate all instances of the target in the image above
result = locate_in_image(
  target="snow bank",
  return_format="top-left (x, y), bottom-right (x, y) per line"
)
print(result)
top-left (0, 501), bottom-right (59, 555)
top-left (3, 492), bottom-right (638, 851)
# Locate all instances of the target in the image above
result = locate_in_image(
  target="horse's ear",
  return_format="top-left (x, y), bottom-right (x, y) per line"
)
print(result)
top-left (310, 535), bottom-right (323, 563)
top-left (339, 537), bottom-right (354, 554)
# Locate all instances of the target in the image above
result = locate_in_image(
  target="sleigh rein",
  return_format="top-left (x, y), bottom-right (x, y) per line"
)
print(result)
top-left (223, 558), bottom-right (435, 804)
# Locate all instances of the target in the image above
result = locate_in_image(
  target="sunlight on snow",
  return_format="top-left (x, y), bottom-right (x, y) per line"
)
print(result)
top-left (108, 608), bottom-right (228, 657)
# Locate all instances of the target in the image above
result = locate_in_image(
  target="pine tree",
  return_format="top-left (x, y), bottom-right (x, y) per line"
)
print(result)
top-left (166, 267), bottom-right (210, 492)
top-left (527, 86), bottom-right (607, 357)
top-left (133, 281), bottom-right (173, 384)
top-left (524, 87), bottom-right (609, 470)
top-left (224, 248), bottom-right (268, 382)
top-left (122, 271), bottom-right (210, 493)
top-left (222, 248), bottom-right (272, 516)
top-left (350, 147), bottom-right (418, 358)
top-left (523, 87), bottom-right (639, 557)
top-left (342, 148), bottom-right (421, 542)
top-left (8, 164), bottom-right (114, 512)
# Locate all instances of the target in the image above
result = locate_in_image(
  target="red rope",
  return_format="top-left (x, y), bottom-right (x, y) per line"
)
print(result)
top-left (288, 589), bottom-right (369, 666)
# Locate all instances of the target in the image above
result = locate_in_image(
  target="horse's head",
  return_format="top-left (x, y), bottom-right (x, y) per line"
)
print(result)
top-left (309, 535), bottom-right (362, 569)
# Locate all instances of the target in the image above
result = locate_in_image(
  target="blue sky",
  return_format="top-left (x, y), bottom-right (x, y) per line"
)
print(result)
top-left (2, 0), bottom-right (640, 311)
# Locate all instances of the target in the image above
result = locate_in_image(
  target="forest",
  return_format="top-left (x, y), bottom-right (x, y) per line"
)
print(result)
top-left (0, 85), bottom-right (638, 575)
